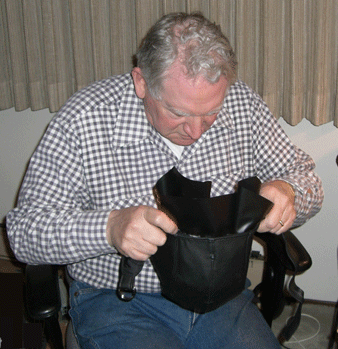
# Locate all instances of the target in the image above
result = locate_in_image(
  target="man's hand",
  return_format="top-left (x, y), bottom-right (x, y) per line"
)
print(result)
top-left (106, 206), bottom-right (178, 261)
top-left (257, 180), bottom-right (296, 234)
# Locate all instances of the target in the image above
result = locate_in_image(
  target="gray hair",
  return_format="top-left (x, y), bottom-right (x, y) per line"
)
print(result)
top-left (135, 12), bottom-right (238, 100)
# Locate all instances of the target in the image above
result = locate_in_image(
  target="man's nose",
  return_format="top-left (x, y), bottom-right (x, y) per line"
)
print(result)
top-left (183, 117), bottom-right (205, 140)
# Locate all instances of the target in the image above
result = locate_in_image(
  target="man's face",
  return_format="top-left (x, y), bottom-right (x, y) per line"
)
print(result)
top-left (132, 64), bottom-right (228, 146)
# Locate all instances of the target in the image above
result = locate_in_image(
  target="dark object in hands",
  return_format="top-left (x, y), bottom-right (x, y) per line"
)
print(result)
top-left (154, 168), bottom-right (272, 236)
top-left (150, 168), bottom-right (273, 313)
top-left (117, 167), bottom-right (273, 310)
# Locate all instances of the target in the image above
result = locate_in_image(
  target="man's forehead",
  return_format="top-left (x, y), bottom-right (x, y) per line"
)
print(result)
top-left (159, 69), bottom-right (228, 117)
top-left (162, 63), bottom-right (228, 95)
top-left (163, 101), bottom-right (224, 117)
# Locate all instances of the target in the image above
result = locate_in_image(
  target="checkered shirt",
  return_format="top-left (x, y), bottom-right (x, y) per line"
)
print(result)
top-left (6, 73), bottom-right (323, 292)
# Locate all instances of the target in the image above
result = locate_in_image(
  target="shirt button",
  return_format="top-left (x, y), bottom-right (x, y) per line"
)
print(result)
top-left (74, 292), bottom-right (79, 297)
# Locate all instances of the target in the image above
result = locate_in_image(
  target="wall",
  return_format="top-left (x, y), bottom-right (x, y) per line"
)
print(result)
top-left (277, 118), bottom-right (338, 303)
top-left (0, 108), bottom-right (53, 257)
top-left (0, 107), bottom-right (337, 302)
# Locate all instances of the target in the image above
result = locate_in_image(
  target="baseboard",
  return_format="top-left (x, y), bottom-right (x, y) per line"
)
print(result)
top-left (304, 298), bottom-right (337, 307)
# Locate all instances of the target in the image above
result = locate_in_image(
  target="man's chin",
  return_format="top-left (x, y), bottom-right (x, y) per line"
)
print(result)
top-left (169, 136), bottom-right (196, 146)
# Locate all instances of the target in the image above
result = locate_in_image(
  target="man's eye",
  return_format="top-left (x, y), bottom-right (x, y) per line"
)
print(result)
top-left (171, 112), bottom-right (184, 118)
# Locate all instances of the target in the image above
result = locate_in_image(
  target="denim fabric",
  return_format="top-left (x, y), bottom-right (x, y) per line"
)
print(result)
top-left (69, 280), bottom-right (281, 349)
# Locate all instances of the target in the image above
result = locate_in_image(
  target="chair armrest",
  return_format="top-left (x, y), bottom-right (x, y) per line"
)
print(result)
top-left (255, 230), bottom-right (312, 273)
top-left (25, 264), bottom-right (61, 320)
top-left (253, 230), bottom-right (312, 339)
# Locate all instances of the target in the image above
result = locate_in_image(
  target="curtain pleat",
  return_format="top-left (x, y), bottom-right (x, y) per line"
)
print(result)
top-left (233, 0), bottom-right (262, 94)
top-left (0, 0), bottom-right (337, 126)
top-left (42, 0), bottom-right (75, 112)
top-left (0, 2), bottom-right (12, 110)
top-left (23, 1), bottom-right (48, 110)
top-left (307, 0), bottom-right (337, 126)
top-left (4, 0), bottom-right (29, 110)
top-left (281, 0), bottom-right (305, 126)
top-left (135, 0), bottom-right (163, 45)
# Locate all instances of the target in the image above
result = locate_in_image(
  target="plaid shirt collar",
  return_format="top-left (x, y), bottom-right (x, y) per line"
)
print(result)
top-left (111, 75), bottom-right (235, 150)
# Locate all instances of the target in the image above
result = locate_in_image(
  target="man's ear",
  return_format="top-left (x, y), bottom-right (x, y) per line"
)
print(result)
top-left (132, 67), bottom-right (146, 99)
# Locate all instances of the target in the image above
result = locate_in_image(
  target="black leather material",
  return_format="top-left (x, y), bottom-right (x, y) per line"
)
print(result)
top-left (154, 167), bottom-right (212, 199)
top-left (154, 194), bottom-right (236, 237)
top-left (149, 168), bottom-right (273, 313)
top-left (151, 230), bottom-right (254, 313)
top-left (116, 257), bottom-right (144, 301)
top-left (117, 169), bottom-right (273, 305)
top-left (154, 168), bottom-right (271, 237)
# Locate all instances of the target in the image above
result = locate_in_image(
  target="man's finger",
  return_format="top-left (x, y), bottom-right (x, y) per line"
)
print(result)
top-left (144, 207), bottom-right (178, 235)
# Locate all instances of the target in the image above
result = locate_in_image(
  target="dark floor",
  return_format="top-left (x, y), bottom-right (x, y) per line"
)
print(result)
top-left (1, 258), bottom-right (337, 348)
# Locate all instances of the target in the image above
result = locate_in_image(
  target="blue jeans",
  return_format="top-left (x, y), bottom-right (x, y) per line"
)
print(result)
top-left (69, 281), bottom-right (281, 349)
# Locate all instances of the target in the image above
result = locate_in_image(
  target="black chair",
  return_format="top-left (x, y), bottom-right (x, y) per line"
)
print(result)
top-left (328, 304), bottom-right (338, 349)
top-left (24, 230), bottom-right (311, 349)
top-left (328, 248), bottom-right (338, 349)
top-left (25, 264), bottom-right (64, 349)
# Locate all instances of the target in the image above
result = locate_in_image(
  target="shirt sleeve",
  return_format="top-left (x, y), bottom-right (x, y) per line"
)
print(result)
top-left (6, 117), bottom-right (116, 265)
top-left (251, 93), bottom-right (324, 227)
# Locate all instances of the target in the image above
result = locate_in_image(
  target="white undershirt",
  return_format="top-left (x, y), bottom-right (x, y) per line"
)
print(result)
top-left (160, 135), bottom-right (185, 160)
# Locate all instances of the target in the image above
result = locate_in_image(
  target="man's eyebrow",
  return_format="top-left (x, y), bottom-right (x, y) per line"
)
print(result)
top-left (164, 104), bottom-right (223, 117)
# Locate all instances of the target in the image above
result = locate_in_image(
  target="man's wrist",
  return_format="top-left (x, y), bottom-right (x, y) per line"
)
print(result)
top-left (106, 210), bottom-right (117, 247)
top-left (261, 180), bottom-right (296, 201)
top-left (284, 182), bottom-right (296, 198)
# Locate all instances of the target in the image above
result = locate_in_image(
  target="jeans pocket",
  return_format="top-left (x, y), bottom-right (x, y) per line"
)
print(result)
top-left (69, 281), bottom-right (114, 345)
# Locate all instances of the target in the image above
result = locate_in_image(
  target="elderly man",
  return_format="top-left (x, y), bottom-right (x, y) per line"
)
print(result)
top-left (7, 12), bottom-right (323, 348)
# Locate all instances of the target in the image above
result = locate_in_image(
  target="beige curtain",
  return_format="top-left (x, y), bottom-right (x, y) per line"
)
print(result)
top-left (1, 0), bottom-right (337, 127)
